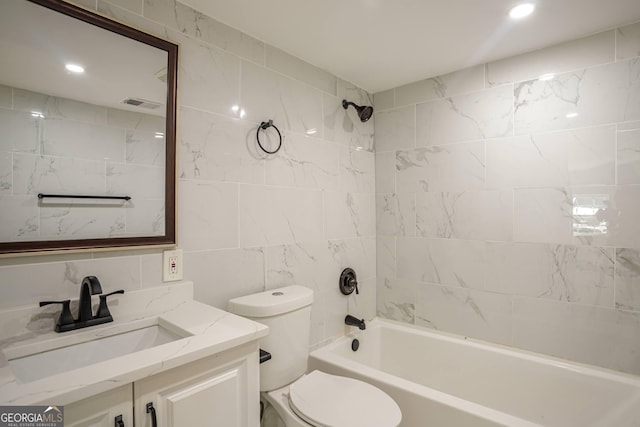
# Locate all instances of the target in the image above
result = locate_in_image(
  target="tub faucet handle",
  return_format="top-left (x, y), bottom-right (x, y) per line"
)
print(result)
top-left (339, 268), bottom-right (359, 295)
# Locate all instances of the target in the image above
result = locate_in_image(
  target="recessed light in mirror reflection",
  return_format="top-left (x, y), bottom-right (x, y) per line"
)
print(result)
top-left (509, 3), bottom-right (535, 19)
top-left (65, 63), bottom-right (85, 73)
top-left (566, 112), bottom-right (579, 118)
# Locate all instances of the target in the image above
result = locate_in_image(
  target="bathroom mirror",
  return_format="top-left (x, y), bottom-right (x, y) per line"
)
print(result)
top-left (0, 0), bottom-right (177, 255)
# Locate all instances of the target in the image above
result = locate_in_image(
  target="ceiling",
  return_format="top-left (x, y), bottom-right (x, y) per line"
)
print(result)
top-left (183, 0), bottom-right (640, 93)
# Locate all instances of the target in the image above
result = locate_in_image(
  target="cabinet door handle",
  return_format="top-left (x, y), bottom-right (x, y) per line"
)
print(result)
top-left (114, 414), bottom-right (125, 427)
top-left (146, 402), bottom-right (158, 427)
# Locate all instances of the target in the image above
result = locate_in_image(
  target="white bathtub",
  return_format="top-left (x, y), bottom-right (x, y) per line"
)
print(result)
top-left (308, 318), bottom-right (640, 427)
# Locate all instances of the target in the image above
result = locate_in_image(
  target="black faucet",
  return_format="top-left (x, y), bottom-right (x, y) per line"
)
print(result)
top-left (345, 315), bottom-right (366, 330)
top-left (39, 276), bottom-right (124, 333)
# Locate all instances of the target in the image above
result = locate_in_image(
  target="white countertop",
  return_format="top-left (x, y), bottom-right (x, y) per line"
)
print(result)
top-left (0, 282), bottom-right (268, 405)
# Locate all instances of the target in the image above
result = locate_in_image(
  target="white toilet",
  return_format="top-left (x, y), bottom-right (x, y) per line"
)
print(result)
top-left (228, 285), bottom-right (402, 427)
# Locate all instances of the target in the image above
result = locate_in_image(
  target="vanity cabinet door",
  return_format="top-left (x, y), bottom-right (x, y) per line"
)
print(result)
top-left (134, 343), bottom-right (260, 427)
top-left (64, 384), bottom-right (133, 427)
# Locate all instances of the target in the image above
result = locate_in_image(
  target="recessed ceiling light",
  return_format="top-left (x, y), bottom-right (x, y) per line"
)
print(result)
top-left (65, 63), bottom-right (85, 74)
top-left (509, 3), bottom-right (535, 19)
top-left (566, 112), bottom-right (579, 119)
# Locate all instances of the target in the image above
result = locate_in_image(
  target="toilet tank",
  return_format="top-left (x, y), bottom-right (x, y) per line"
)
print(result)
top-left (228, 286), bottom-right (313, 391)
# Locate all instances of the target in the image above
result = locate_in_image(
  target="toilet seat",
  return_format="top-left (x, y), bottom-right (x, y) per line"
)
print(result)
top-left (288, 370), bottom-right (402, 427)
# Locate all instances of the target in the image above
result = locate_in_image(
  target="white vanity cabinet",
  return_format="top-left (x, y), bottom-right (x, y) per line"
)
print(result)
top-left (65, 342), bottom-right (260, 427)
top-left (65, 385), bottom-right (132, 427)
top-left (135, 341), bottom-right (260, 427)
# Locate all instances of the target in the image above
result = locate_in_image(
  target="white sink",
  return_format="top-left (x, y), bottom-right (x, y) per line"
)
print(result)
top-left (6, 322), bottom-right (188, 383)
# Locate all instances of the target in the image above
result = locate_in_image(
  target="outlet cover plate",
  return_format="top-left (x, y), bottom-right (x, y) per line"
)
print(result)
top-left (163, 249), bottom-right (183, 282)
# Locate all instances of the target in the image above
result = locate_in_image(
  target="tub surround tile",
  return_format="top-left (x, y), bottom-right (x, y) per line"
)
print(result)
top-left (39, 206), bottom-right (125, 240)
top-left (514, 59), bottom-right (640, 135)
top-left (266, 240), bottom-right (331, 291)
top-left (178, 180), bottom-right (238, 250)
top-left (179, 107), bottom-right (266, 184)
top-left (394, 65), bottom-right (485, 107)
top-left (376, 193), bottom-right (415, 237)
top-left (266, 45), bottom-right (337, 95)
top-left (377, 277), bottom-right (415, 324)
top-left (374, 105), bottom-right (415, 152)
top-left (416, 190), bottom-right (513, 242)
top-left (0, 196), bottom-right (38, 242)
top-left (240, 185), bottom-right (323, 247)
top-left (0, 109), bottom-right (41, 153)
top-left (486, 242), bottom-right (614, 306)
top-left (0, 257), bottom-right (141, 310)
top-left (416, 85), bottom-right (513, 146)
top-left (185, 248), bottom-right (265, 309)
top-left (265, 133), bottom-right (339, 190)
top-left (174, 31), bottom-right (241, 115)
top-left (143, 0), bottom-right (265, 64)
top-left (241, 60), bottom-right (323, 136)
top-left (13, 154), bottom-right (105, 196)
top-left (512, 297), bottom-right (640, 374)
top-left (616, 21), bottom-right (640, 61)
top-left (396, 141), bottom-right (485, 192)
top-left (397, 237), bottom-right (485, 289)
top-left (416, 284), bottom-right (512, 345)
top-left (107, 163), bottom-right (164, 200)
top-left (486, 126), bottom-right (615, 189)
top-left (0, 152), bottom-right (11, 194)
top-left (347, 276), bottom-right (377, 321)
top-left (513, 188), bottom-right (573, 244)
top-left (376, 236), bottom-right (396, 279)
top-left (614, 248), bottom-right (640, 311)
top-left (486, 31), bottom-right (614, 87)
top-left (323, 93), bottom-right (374, 152)
top-left (340, 147), bottom-right (375, 193)
top-left (126, 129), bottom-right (166, 167)
top-left (328, 237), bottom-right (376, 281)
top-left (375, 152), bottom-right (395, 194)
top-left (13, 89), bottom-right (107, 126)
top-left (617, 128), bottom-right (640, 184)
top-left (324, 192), bottom-right (375, 239)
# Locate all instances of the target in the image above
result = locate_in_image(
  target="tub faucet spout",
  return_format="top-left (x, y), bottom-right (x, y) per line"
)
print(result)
top-left (345, 315), bottom-right (366, 330)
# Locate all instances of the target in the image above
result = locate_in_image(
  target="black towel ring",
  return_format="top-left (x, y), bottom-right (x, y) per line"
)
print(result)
top-left (256, 120), bottom-right (282, 154)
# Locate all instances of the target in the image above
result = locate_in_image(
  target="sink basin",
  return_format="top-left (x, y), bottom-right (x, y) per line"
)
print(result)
top-left (7, 322), bottom-right (187, 383)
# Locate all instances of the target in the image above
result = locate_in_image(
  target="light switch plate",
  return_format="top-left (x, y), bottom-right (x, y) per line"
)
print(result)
top-left (163, 249), bottom-right (183, 282)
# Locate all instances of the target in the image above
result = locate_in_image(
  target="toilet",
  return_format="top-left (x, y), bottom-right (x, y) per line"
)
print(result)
top-left (228, 285), bottom-right (402, 427)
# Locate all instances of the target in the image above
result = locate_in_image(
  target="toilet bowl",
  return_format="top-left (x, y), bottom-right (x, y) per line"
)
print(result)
top-left (228, 286), bottom-right (402, 427)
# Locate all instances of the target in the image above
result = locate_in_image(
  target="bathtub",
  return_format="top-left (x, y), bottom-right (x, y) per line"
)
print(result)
top-left (308, 318), bottom-right (640, 427)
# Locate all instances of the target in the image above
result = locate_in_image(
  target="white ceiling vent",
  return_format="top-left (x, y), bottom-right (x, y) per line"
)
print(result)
top-left (121, 97), bottom-right (162, 110)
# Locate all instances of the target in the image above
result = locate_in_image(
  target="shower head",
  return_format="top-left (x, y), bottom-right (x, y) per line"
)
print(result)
top-left (342, 100), bottom-right (374, 122)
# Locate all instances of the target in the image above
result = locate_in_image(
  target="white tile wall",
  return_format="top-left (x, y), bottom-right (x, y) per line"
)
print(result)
top-left (375, 20), bottom-right (640, 374)
top-left (0, 0), bottom-right (376, 349)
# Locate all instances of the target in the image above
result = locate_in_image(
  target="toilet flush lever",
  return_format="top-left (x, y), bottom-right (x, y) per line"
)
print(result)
top-left (339, 268), bottom-right (359, 295)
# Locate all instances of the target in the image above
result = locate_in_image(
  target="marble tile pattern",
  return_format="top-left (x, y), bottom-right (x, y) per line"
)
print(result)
top-left (0, 85), bottom-right (166, 242)
top-left (0, 0), bottom-right (376, 351)
top-left (375, 20), bottom-right (640, 374)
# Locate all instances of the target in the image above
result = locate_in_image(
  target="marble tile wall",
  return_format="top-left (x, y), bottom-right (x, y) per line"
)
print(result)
top-left (374, 21), bottom-right (640, 374)
top-left (0, 0), bottom-right (375, 349)
top-left (0, 85), bottom-right (166, 242)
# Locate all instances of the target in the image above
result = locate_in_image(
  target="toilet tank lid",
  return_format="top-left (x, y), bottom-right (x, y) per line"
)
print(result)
top-left (228, 285), bottom-right (313, 318)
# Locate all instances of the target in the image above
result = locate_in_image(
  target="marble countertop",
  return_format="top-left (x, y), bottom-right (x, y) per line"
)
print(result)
top-left (0, 281), bottom-right (268, 405)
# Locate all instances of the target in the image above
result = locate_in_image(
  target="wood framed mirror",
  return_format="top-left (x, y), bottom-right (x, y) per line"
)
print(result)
top-left (0, 0), bottom-right (177, 255)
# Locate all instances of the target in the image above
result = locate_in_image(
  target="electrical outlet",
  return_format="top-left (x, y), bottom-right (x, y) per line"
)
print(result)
top-left (163, 249), bottom-right (183, 282)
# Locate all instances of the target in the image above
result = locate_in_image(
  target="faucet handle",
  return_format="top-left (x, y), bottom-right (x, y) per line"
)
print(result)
top-left (39, 300), bottom-right (74, 331)
top-left (95, 290), bottom-right (124, 319)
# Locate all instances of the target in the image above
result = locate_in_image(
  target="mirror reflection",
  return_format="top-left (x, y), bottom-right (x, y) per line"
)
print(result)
top-left (0, 0), bottom-right (177, 254)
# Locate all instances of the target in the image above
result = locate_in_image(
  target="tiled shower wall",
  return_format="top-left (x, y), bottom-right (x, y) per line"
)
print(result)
top-left (0, 86), bottom-right (165, 241)
top-left (374, 23), bottom-right (640, 374)
top-left (0, 0), bottom-right (375, 348)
